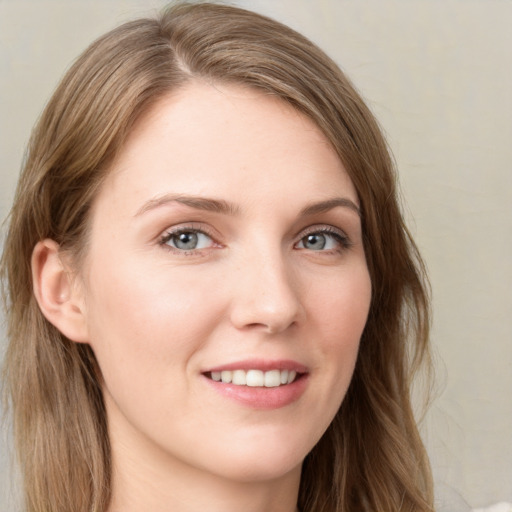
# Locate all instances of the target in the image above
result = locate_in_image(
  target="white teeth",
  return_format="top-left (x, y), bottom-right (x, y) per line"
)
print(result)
top-left (232, 370), bottom-right (246, 385)
top-left (264, 369), bottom-right (281, 387)
top-left (211, 369), bottom-right (299, 387)
top-left (246, 370), bottom-right (264, 387)
top-left (220, 370), bottom-right (232, 383)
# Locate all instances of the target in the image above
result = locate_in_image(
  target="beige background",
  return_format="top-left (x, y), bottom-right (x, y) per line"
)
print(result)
top-left (1, 1), bottom-right (511, 511)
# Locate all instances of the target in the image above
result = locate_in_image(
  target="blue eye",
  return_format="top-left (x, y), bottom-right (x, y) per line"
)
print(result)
top-left (296, 229), bottom-right (349, 251)
top-left (161, 229), bottom-right (213, 251)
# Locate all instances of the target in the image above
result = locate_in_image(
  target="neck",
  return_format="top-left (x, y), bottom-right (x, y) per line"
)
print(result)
top-left (106, 424), bottom-right (301, 512)
top-left (108, 450), bottom-right (301, 512)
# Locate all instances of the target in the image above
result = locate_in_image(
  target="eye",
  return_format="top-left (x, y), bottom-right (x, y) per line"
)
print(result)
top-left (295, 228), bottom-right (350, 252)
top-left (160, 228), bottom-right (214, 251)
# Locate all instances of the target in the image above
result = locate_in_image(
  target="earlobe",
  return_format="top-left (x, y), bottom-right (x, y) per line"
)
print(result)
top-left (32, 239), bottom-right (89, 343)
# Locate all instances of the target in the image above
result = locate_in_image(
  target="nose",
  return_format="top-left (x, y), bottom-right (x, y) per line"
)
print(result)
top-left (229, 249), bottom-right (303, 334)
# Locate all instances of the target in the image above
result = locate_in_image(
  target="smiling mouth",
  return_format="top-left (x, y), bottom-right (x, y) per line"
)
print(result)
top-left (205, 369), bottom-right (301, 387)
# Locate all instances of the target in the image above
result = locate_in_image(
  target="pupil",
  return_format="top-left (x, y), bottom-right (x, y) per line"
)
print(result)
top-left (306, 234), bottom-right (326, 250)
top-left (176, 232), bottom-right (197, 249)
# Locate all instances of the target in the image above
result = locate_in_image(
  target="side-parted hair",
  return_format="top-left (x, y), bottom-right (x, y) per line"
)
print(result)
top-left (1, 3), bottom-right (434, 511)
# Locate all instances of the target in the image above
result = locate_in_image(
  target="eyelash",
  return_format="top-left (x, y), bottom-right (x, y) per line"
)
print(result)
top-left (159, 224), bottom-right (217, 255)
top-left (295, 226), bottom-right (352, 253)
top-left (158, 224), bottom-right (352, 255)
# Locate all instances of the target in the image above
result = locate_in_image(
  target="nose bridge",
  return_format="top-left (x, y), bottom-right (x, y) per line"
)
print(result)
top-left (230, 241), bottom-right (301, 333)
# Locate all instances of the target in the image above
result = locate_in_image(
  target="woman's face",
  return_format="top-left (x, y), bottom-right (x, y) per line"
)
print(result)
top-left (81, 83), bottom-right (371, 485)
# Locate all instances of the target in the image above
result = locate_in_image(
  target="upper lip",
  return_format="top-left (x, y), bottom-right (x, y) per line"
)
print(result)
top-left (203, 359), bottom-right (308, 374)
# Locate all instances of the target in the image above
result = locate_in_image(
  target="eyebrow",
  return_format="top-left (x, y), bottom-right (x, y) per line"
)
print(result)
top-left (135, 194), bottom-right (360, 218)
top-left (300, 197), bottom-right (361, 217)
top-left (135, 194), bottom-right (240, 217)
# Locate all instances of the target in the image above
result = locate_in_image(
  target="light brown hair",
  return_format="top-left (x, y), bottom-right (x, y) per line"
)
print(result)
top-left (1, 2), bottom-right (434, 511)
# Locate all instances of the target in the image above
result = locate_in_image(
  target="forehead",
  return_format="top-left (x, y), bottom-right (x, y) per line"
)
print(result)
top-left (94, 82), bottom-right (358, 216)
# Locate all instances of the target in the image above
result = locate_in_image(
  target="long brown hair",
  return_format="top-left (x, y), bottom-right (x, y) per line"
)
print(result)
top-left (1, 3), bottom-right (434, 511)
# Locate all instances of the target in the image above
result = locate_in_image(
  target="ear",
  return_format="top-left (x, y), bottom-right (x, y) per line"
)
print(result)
top-left (32, 239), bottom-right (89, 343)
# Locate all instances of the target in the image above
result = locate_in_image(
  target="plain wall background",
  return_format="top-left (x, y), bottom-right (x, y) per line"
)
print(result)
top-left (1, 1), bottom-right (511, 511)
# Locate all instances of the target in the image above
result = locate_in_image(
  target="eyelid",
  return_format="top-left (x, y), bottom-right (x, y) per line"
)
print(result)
top-left (158, 223), bottom-right (221, 254)
top-left (294, 224), bottom-right (352, 250)
top-left (157, 222), bottom-right (352, 255)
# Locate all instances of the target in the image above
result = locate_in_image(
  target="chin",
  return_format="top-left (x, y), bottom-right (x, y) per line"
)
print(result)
top-left (214, 455), bottom-right (303, 484)
top-left (196, 430), bottom-right (315, 484)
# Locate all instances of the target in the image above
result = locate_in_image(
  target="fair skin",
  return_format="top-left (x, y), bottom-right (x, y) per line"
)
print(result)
top-left (33, 83), bottom-right (371, 512)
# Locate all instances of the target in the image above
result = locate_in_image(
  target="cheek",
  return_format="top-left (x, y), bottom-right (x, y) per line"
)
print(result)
top-left (82, 262), bottom-right (228, 444)
top-left (304, 263), bottom-right (371, 404)
top-left (309, 264), bottom-right (371, 347)
top-left (83, 260), bottom-right (223, 380)
top-left (287, 270), bottom-right (370, 449)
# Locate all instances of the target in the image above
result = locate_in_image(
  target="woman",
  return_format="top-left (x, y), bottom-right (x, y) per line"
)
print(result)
top-left (1, 2), bottom-right (433, 511)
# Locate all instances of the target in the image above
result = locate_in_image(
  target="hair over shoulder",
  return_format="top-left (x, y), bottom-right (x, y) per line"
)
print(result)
top-left (1, 2), bottom-right (434, 511)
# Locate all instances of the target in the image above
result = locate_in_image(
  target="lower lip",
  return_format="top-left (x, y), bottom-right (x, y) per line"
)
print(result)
top-left (202, 374), bottom-right (308, 410)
